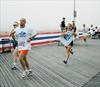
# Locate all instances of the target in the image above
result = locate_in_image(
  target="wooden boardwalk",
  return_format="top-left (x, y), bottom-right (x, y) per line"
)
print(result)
top-left (0, 39), bottom-right (100, 87)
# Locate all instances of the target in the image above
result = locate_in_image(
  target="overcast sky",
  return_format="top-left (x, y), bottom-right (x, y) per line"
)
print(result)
top-left (0, 0), bottom-right (100, 32)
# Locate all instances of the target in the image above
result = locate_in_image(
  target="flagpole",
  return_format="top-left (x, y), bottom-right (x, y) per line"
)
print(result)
top-left (73, 0), bottom-right (76, 22)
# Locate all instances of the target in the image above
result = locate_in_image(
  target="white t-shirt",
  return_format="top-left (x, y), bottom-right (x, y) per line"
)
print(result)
top-left (15, 27), bottom-right (36, 50)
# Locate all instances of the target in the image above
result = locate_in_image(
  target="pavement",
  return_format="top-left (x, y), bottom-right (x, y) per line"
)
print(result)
top-left (82, 72), bottom-right (100, 87)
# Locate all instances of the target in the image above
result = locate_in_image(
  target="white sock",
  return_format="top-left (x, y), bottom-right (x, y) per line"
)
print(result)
top-left (13, 62), bottom-right (16, 66)
top-left (25, 69), bottom-right (28, 72)
top-left (22, 71), bottom-right (26, 75)
top-left (28, 69), bottom-right (32, 72)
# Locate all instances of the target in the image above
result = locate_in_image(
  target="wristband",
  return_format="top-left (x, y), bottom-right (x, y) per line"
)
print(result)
top-left (29, 37), bottom-right (32, 40)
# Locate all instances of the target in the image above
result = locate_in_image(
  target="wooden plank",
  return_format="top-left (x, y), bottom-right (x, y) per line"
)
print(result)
top-left (0, 39), bottom-right (100, 87)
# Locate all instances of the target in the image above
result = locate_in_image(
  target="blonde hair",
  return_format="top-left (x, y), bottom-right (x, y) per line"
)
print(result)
top-left (67, 23), bottom-right (73, 31)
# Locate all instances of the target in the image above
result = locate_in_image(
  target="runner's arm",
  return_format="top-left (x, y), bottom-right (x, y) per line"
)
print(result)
top-left (27, 32), bottom-right (37, 42)
top-left (9, 29), bottom-right (16, 38)
top-left (29, 32), bottom-right (37, 40)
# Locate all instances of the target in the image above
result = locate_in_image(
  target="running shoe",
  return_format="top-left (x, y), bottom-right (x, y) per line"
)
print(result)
top-left (26, 69), bottom-right (32, 76)
top-left (11, 66), bottom-right (17, 70)
top-left (21, 71), bottom-right (27, 78)
top-left (63, 60), bottom-right (67, 64)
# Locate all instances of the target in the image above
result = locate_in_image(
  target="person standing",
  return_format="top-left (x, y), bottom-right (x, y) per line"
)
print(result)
top-left (90, 24), bottom-right (95, 36)
top-left (58, 17), bottom-right (66, 46)
top-left (60, 17), bottom-right (66, 32)
top-left (72, 21), bottom-right (77, 33)
top-left (82, 24), bottom-right (86, 33)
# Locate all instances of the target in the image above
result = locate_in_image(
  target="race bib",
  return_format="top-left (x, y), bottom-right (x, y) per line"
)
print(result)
top-left (19, 41), bottom-right (25, 47)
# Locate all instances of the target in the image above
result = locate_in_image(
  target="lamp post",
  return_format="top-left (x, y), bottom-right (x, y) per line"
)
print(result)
top-left (73, 0), bottom-right (77, 22)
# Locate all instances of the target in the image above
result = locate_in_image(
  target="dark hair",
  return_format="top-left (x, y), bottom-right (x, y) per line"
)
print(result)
top-left (95, 26), bottom-right (98, 29)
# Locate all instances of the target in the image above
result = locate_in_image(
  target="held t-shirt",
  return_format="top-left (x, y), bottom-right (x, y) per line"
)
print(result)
top-left (59, 31), bottom-right (73, 46)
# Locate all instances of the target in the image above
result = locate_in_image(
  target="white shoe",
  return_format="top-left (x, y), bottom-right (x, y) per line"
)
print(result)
top-left (21, 71), bottom-right (26, 78)
top-left (26, 69), bottom-right (32, 76)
